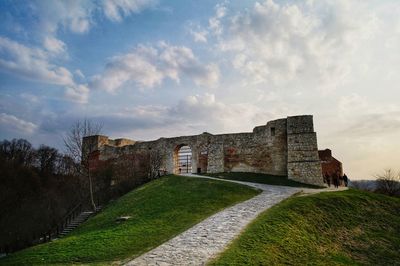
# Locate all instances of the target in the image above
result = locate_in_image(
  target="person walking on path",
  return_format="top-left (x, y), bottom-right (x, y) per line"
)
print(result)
top-left (339, 174), bottom-right (344, 186)
top-left (325, 173), bottom-right (331, 187)
top-left (343, 173), bottom-right (349, 187)
top-left (333, 172), bottom-right (339, 188)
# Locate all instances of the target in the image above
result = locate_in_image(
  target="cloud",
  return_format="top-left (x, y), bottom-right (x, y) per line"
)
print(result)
top-left (48, 93), bottom-right (272, 141)
top-left (170, 93), bottom-right (275, 133)
top-left (0, 36), bottom-right (74, 86)
top-left (190, 29), bottom-right (208, 43)
top-left (214, 0), bottom-right (379, 89)
top-left (90, 42), bottom-right (219, 92)
top-left (0, 113), bottom-right (38, 134)
top-left (209, 3), bottom-right (226, 36)
top-left (102, 0), bottom-right (157, 22)
top-left (35, 0), bottom-right (94, 34)
top-left (75, 69), bottom-right (85, 79)
top-left (334, 93), bottom-right (400, 138)
top-left (0, 36), bottom-right (89, 103)
top-left (19, 93), bottom-right (40, 104)
top-left (340, 112), bottom-right (400, 138)
top-left (43, 37), bottom-right (67, 55)
top-left (101, 93), bottom-right (275, 139)
top-left (65, 84), bottom-right (90, 104)
top-left (32, 0), bottom-right (156, 36)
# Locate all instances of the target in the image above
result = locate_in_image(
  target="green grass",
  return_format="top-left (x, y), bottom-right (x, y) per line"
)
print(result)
top-left (204, 172), bottom-right (323, 188)
top-left (0, 175), bottom-right (259, 265)
top-left (209, 189), bottom-right (400, 266)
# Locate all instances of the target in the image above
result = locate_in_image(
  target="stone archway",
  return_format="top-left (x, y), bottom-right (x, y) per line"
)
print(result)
top-left (173, 144), bottom-right (192, 174)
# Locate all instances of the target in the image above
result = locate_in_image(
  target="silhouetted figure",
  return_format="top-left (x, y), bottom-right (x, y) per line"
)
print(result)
top-left (333, 172), bottom-right (339, 188)
top-left (325, 173), bottom-right (331, 187)
top-left (179, 167), bottom-right (182, 174)
top-left (343, 173), bottom-right (348, 187)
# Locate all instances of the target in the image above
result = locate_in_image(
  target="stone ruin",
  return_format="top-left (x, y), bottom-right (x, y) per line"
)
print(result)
top-left (83, 115), bottom-right (324, 186)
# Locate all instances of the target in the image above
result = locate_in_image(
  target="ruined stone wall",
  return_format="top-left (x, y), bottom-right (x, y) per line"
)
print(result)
top-left (219, 118), bottom-right (287, 175)
top-left (287, 116), bottom-right (323, 185)
top-left (83, 115), bottom-right (324, 185)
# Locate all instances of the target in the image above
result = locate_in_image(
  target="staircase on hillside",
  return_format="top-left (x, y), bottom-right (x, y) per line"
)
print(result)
top-left (58, 206), bottom-right (102, 238)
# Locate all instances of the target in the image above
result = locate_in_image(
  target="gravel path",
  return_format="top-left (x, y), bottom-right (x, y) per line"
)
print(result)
top-left (125, 174), bottom-right (302, 266)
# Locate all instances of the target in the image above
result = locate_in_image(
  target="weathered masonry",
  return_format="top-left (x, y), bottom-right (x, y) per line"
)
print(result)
top-left (83, 115), bottom-right (324, 185)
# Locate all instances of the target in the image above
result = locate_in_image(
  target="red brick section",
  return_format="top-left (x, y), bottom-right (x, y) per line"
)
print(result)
top-left (88, 150), bottom-right (103, 171)
top-left (319, 149), bottom-right (344, 186)
top-left (88, 152), bottom-right (151, 181)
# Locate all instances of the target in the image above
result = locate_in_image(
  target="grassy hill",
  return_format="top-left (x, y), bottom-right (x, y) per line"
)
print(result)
top-left (0, 175), bottom-right (259, 265)
top-left (210, 189), bottom-right (400, 265)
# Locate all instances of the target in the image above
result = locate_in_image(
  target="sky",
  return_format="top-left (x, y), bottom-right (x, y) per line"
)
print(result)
top-left (0, 0), bottom-right (399, 180)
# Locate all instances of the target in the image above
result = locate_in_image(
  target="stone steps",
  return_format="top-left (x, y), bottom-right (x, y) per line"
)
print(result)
top-left (58, 206), bottom-right (102, 237)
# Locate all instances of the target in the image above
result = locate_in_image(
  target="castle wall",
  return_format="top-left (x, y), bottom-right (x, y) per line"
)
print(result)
top-left (287, 116), bottom-right (323, 185)
top-left (83, 115), bottom-right (324, 185)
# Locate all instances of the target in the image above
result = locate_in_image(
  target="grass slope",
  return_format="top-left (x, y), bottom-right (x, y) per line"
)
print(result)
top-left (1, 175), bottom-right (259, 265)
top-left (204, 172), bottom-right (322, 188)
top-left (210, 189), bottom-right (400, 266)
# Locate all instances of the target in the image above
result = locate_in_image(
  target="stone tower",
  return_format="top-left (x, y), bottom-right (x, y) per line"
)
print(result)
top-left (286, 115), bottom-right (323, 185)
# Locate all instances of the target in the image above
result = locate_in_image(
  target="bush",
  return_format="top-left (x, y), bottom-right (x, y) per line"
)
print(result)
top-left (375, 169), bottom-right (400, 197)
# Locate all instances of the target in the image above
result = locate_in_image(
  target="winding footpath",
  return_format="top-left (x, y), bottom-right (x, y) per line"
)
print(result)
top-left (126, 174), bottom-right (345, 266)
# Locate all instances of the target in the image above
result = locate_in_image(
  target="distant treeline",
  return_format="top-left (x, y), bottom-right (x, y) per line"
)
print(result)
top-left (349, 170), bottom-right (400, 197)
top-left (0, 139), bottom-right (83, 252)
top-left (0, 138), bottom-right (155, 253)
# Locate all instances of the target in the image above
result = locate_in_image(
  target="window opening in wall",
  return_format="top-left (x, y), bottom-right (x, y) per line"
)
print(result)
top-left (271, 127), bottom-right (276, 136)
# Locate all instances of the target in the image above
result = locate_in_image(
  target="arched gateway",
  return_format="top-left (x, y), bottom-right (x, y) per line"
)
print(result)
top-left (174, 145), bottom-right (192, 174)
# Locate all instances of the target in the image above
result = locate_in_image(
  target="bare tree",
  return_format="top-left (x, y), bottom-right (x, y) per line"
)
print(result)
top-left (55, 154), bottom-right (77, 176)
top-left (375, 169), bottom-right (400, 196)
top-left (63, 119), bottom-right (103, 211)
top-left (148, 148), bottom-right (164, 179)
top-left (36, 145), bottom-right (58, 174)
top-left (0, 139), bottom-right (35, 166)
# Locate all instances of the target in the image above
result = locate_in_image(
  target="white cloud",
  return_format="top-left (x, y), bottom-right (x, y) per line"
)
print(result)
top-left (90, 93), bottom-right (274, 140)
top-left (192, 63), bottom-right (220, 88)
top-left (334, 93), bottom-right (400, 138)
top-left (0, 113), bottom-right (38, 134)
top-left (170, 93), bottom-right (275, 132)
top-left (215, 0), bottom-right (379, 89)
top-left (337, 93), bottom-right (369, 116)
top-left (0, 36), bottom-right (89, 104)
top-left (189, 27), bottom-right (208, 43)
top-left (43, 36), bottom-right (67, 55)
top-left (0, 36), bottom-right (74, 86)
top-left (145, 93), bottom-right (273, 134)
top-left (102, 0), bottom-right (156, 22)
top-left (26, 0), bottom-right (156, 38)
top-left (19, 93), bottom-right (40, 104)
top-left (90, 46), bottom-right (163, 92)
top-left (65, 84), bottom-right (90, 104)
top-left (75, 69), bottom-right (85, 79)
top-left (316, 92), bottom-right (400, 179)
top-left (90, 42), bottom-right (219, 92)
top-left (209, 3), bottom-right (226, 36)
top-left (35, 0), bottom-right (94, 34)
